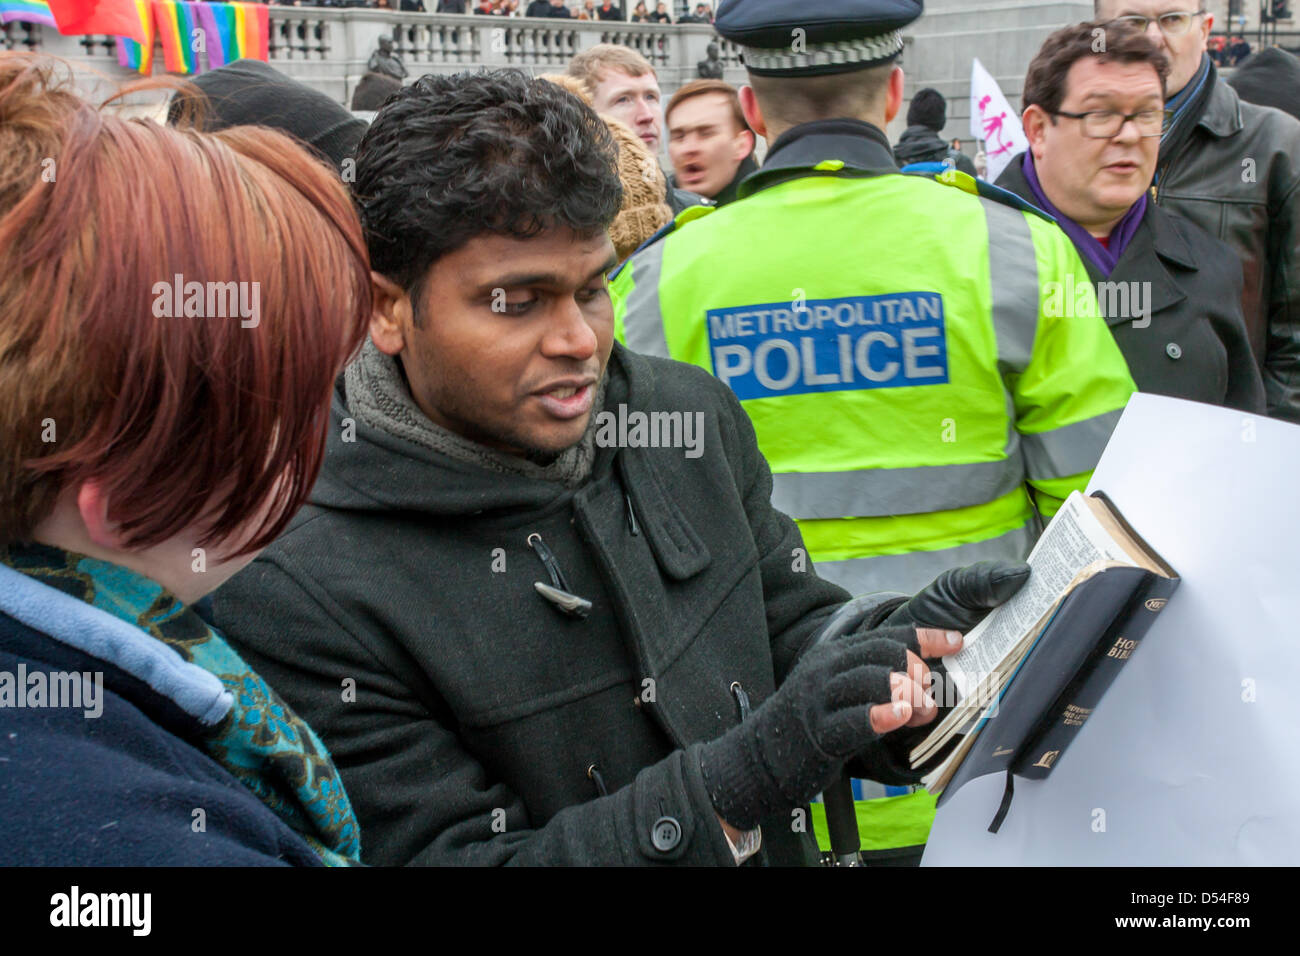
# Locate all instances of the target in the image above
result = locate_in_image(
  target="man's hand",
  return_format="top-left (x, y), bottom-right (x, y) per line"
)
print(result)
top-left (836, 622), bottom-right (973, 785)
top-left (698, 624), bottom-right (962, 831)
top-left (885, 560), bottom-right (1031, 632)
top-left (875, 626), bottom-right (965, 730)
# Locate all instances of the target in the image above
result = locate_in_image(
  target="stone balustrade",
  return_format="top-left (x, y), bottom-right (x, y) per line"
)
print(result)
top-left (3, 9), bottom-right (745, 107)
top-left (8, 1), bottom-right (1195, 154)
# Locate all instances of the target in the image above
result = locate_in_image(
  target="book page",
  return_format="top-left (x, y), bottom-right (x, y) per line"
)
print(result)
top-left (912, 652), bottom-right (1021, 766)
top-left (1087, 497), bottom-right (1172, 576)
top-left (923, 722), bottom-right (981, 792)
top-left (945, 492), bottom-right (1137, 699)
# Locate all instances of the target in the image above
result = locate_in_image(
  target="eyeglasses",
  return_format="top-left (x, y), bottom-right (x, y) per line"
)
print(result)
top-left (1113, 10), bottom-right (1206, 37)
top-left (1051, 108), bottom-right (1172, 138)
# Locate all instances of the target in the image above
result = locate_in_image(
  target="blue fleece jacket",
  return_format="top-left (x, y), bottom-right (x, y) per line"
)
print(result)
top-left (0, 563), bottom-right (323, 865)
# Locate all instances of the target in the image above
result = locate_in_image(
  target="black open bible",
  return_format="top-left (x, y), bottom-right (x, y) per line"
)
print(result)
top-left (911, 490), bottom-right (1179, 831)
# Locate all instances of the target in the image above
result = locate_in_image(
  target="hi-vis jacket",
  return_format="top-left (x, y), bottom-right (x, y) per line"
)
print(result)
top-left (612, 118), bottom-right (1137, 597)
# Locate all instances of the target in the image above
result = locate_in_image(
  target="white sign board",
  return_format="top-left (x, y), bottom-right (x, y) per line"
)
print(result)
top-left (923, 394), bottom-right (1300, 865)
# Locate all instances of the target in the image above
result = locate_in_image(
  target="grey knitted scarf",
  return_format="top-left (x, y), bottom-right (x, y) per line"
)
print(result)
top-left (344, 338), bottom-right (603, 488)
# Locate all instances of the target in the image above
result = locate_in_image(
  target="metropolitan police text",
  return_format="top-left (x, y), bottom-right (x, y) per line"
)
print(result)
top-left (707, 292), bottom-right (950, 402)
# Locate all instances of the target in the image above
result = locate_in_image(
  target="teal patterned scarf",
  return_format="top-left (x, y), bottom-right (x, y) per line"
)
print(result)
top-left (3, 542), bottom-right (362, 866)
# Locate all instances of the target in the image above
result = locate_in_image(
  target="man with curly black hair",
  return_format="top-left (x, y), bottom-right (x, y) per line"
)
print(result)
top-left (214, 69), bottom-right (1024, 866)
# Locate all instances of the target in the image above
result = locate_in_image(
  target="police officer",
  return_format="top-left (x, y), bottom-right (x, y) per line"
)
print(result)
top-left (612, 0), bottom-right (1138, 859)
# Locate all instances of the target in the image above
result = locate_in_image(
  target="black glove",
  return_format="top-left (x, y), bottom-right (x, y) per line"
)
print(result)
top-left (861, 561), bottom-right (1031, 777)
top-left (884, 560), bottom-right (1031, 632)
top-left (697, 626), bottom-right (917, 830)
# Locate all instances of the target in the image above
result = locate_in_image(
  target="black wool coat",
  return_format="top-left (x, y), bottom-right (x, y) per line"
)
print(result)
top-left (998, 158), bottom-right (1265, 413)
top-left (214, 345), bottom-right (914, 866)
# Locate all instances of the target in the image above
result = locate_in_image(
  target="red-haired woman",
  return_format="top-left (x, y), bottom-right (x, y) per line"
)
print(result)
top-left (0, 56), bottom-right (371, 866)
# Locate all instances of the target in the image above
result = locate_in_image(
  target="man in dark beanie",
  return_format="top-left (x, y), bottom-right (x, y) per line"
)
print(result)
top-left (169, 59), bottom-right (368, 175)
top-left (893, 87), bottom-right (976, 176)
top-left (1227, 47), bottom-right (1300, 122)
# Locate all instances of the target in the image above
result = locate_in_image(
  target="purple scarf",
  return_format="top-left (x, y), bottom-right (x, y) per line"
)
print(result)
top-left (1021, 151), bottom-right (1147, 278)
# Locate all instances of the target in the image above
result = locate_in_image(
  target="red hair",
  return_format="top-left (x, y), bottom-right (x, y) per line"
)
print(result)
top-left (0, 55), bottom-right (371, 555)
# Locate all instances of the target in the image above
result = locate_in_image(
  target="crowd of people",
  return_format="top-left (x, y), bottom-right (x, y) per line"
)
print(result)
top-left (2, 0), bottom-right (1298, 869)
top-left (1208, 32), bottom-right (1253, 66)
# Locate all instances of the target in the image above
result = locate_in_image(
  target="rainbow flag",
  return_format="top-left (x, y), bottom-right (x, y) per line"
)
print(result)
top-left (0, 0), bottom-right (58, 27)
top-left (195, 1), bottom-right (268, 68)
top-left (47, 0), bottom-right (147, 40)
top-left (115, 0), bottom-right (154, 74)
top-left (151, 0), bottom-right (199, 74)
top-left (236, 2), bottom-right (269, 62)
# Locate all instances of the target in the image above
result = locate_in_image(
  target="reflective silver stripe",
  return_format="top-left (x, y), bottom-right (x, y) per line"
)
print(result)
top-left (621, 240), bottom-right (671, 359)
top-left (771, 457), bottom-right (1024, 521)
top-left (985, 201), bottom-right (1040, 376)
top-left (812, 521), bottom-right (1039, 597)
top-left (1020, 408), bottom-right (1125, 481)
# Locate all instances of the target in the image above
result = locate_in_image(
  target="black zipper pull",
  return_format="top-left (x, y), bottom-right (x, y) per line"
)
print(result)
top-left (527, 532), bottom-right (570, 590)
top-left (625, 492), bottom-right (640, 537)
top-left (730, 681), bottom-right (751, 720)
top-left (528, 533), bottom-right (592, 619)
top-left (587, 763), bottom-right (608, 797)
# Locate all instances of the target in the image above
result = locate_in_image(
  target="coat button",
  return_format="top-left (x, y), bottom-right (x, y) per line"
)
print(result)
top-left (651, 816), bottom-right (682, 852)
top-left (1166, 342), bottom-right (1183, 360)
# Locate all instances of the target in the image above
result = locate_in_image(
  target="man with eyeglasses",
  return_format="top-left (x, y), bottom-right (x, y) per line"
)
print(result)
top-left (996, 20), bottom-right (1264, 412)
top-left (1096, 1), bottom-right (1300, 421)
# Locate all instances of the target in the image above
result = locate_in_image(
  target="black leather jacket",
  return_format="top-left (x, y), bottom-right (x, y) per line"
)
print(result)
top-left (1155, 77), bottom-right (1300, 422)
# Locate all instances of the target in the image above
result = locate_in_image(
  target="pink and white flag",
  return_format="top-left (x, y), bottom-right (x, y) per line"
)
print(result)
top-left (970, 58), bottom-right (1029, 184)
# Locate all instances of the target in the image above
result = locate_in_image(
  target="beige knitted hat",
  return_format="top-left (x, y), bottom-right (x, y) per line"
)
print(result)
top-left (541, 73), bottom-right (674, 261)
